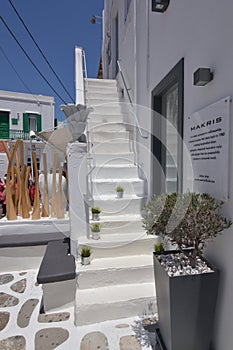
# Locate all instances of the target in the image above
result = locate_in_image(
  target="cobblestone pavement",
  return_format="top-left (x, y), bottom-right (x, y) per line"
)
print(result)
top-left (0, 270), bottom-right (155, 350)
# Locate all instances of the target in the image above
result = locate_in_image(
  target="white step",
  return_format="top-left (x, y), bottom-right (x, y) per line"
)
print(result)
top-left (92, 194), bottom-right (146, 216)
top-left (75, 282), bottom-right (156, 326)
top-left (92, 130), bottom-right (129, 142)
top-left (92, 164), bottom-right (138, 179)
top-left (78, 233), bottom-right (158, 258)
top-left (91, 121), bottom-right (127, 132)
top-left (90, 214), bottom-right (144, 234)
top-left (76, 255), bottom-right (154, 289)
top-left (86, 78), bottom-right (117, 88)
top-left (95, 152), bottom-right (135, 166)
top-left (86, 91), bottom-right (119, 100)
top-left (87, 97), bottom-right (119, 105)
top-left (92, 178), bottom-right (144, 196)
top-left (91, 103), bottom-right (122, 114)
top-left (93, 140), bottom-right (132, 153)
top-left (89, 113), bottom-right (124, 123)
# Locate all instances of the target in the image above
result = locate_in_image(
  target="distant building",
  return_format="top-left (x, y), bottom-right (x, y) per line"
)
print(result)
top-left (0, 90), bottom-right (56, 174)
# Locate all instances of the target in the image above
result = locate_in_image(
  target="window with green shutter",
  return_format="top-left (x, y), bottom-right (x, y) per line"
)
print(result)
top-left (0, 111), bottom-right (10, 139)
top-left (36, 114), bottom-right (42, 132)
top-left (23, 113), bottom-right (29, 133)
top-left (23, 113), bottom-right (42, 132)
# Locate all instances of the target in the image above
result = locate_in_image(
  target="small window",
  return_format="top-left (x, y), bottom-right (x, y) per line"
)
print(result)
top-left (11, 118), bottom-right (18, 125)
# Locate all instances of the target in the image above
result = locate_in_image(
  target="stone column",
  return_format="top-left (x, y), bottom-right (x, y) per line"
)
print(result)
top-left (67, 141), bottom-right (89, 257)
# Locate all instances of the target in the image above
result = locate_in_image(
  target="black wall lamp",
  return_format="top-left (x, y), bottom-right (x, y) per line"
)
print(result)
top-left (152, 0), bottom-right (170, 13)
top-left (90, 15), bottom-right (102, 24)
top-left (193, 68), bottom-right (213, 86)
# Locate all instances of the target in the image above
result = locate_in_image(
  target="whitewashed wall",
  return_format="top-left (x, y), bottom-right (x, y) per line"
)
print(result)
top-left (103, 0), bottom-right (233, 348)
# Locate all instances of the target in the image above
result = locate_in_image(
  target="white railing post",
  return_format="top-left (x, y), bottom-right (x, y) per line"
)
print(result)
top-left (75, 46), bottom-right (85, 105)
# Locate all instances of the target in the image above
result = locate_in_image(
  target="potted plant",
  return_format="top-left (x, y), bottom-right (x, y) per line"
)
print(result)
top-left (143, 192), bottom-right (232, 350)
top-left (91, 206), bottom-right (101, 220)
top-left (80, 246), bottom-right (91, 265)
top-left (115, 185), bottom-right (124, 198)
top-left (91, 223), bottom-right (101, 240)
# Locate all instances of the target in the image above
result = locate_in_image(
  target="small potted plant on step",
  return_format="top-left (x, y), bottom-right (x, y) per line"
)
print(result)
top-left (91, 223), bottom-right (101, 240)
top-left (143, 192), bottom-right (232, 350)
top-left (115, 185), bottom-right (124, 198)
top-left (80, 246), bottom-right (91, 265)
top-left (91, 206), bottom-right (101, 220)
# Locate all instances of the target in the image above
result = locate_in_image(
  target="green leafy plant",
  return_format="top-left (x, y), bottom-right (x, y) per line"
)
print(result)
top-left (91, 223), bottom-right (101, 232)
top-left (91, 206), bottom-right (101, 214)
top-left (115, 185), bottom-right (124, 192)
top-left (154, 243), bottom-right (165, 253)
top-left (143, 192), bottom-right (232, 265)
top-left (81, 246), bottom-right (91, 257)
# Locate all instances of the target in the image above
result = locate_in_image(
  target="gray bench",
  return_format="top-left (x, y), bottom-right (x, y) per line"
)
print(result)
top-left (37, 239), bottom-right (76, 284)
top-left (36, 238), bottom-right (76, 312)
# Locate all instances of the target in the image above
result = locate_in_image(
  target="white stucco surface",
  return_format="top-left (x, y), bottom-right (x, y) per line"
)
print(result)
top-left (102, 1), bottom-right (233, 348)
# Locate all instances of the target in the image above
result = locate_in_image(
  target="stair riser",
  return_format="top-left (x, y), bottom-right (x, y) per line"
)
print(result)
top-left (75, 295), bottom-right (156, 326)
top-left (91, 122), bottom-right (126, 132)
top-left (92, 131), bottom-right (129, 142)
top-left (92, 181), bottom-right (144, 196)
top-left (95, 153), bottom-right (134, 166)
top-left (77, 265), bottom-right (154, 289)
top-left (89, 217), bottom-right (144, 233)
top-left (87, 97), bottom-right (119, 105)
top-left (79, 235), bottom-right (159, 259)
top-left (86, 79), bottom-right (117, 88)
top-left (90, 114), bottom-right (124, 123)
top-left (99, 221), bottom-right (144, 234)
top-left (91, 104), bottom-right (122, 114)
top-left (93, 197), bottom-right (146, 216)
top-left (92, 166), bottom-right (138, 179)
top-left (93, 142), bottom-right (131, 153)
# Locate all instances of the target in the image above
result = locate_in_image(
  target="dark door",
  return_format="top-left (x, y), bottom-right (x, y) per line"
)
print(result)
top-left (0, 112), bottom-right (10, 139)
top-left (152, 59), bottom-right (184, 195)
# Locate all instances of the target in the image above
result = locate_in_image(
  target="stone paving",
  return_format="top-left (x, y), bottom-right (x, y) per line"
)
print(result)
top-left (0, 270), bottom-right (156, 350)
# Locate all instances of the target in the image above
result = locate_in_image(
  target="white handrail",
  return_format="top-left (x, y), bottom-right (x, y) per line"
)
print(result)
top-left (117, 59), bottom-right (149, 139)
top-left (82, 50), bottom-right (96, 203)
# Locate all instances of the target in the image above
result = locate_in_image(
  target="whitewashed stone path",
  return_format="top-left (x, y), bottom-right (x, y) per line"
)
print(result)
top-left (0, 270), bottom-right (155, 349)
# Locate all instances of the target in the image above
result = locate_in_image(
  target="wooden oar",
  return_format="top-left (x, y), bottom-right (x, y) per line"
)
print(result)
top-left (56, 165), bottom-right (64, 219)
top-left (6, 140), bottom-right (20, 220)
top-left (41, 153), bottom-right (49, 217)
top-left (31, 152), bottom-right (40, 220)
top-left (51, 152), bottom-right (58, 218)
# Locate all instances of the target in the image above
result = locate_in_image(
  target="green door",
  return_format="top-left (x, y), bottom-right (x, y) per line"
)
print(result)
top-left (0, 112), bottom-right (10, 139)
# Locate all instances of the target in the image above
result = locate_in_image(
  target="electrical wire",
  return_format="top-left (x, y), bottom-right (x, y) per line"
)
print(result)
top-left (8, 0), bottom-right (75, 104)
top-left (0, 44), bottom-right (36, 97)
top-left (0, 15), bottom-right (67, 105)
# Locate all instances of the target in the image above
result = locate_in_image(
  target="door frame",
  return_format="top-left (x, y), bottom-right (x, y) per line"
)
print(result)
top-left (151, 58), bottom-right (184, 195)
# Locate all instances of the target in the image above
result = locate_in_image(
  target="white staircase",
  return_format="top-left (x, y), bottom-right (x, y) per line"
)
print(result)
top-left (75, 78), bottom-right (157, 326)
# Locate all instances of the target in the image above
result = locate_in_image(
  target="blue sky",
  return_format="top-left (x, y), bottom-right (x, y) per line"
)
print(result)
top-left (0, 0), bottom-right (104, 121)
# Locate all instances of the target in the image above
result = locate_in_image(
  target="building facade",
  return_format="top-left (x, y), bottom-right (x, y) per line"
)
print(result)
top-left (0, 90), bottom-right (55, 176)
top-left (102, 1), bottom-right (233, 349)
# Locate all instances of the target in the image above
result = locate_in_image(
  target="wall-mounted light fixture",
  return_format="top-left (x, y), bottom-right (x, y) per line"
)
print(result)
top-left (90, 15), bottom-right (102, 24)
top-left (193, 68), bottom-right (213, 86)
top-left (152, 0), bottom-right (170, 13)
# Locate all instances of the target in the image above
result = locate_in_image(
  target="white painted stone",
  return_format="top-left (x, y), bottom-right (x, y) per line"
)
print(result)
top-left (92, 178), bottom-right (144, 196)
top-left (0, 246), bottom-right (46, 273)
top-left (76, 255), bottom-right (154, 289)
top-left (75, 282), bottom-right (156, 326)
top-left (42, 278), bottom-right (76, 313)
top-left (67, 142), bottom-right (89, 257)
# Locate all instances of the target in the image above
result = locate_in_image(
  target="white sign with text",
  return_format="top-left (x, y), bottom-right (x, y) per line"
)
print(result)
top-left (186, 96), bottom-right (230, 200)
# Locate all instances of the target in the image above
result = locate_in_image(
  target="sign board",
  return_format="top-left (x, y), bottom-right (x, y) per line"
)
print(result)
top-left (186, 96), bottom-right (230, 200)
